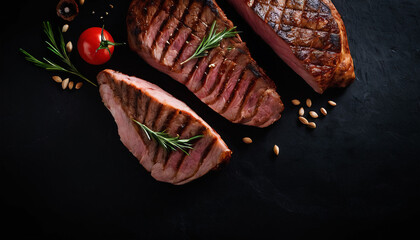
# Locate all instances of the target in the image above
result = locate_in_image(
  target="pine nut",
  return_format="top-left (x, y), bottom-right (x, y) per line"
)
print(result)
top-left (62, 78), bottom-right (69, 90)
top-left (66, 41), bottom-right (73, 53)
top-left (307, 122), bottom-right (316, 129)
top-left (52, 76), bottom-right (62, 83)
top-left (242, 137), bottom-right (252, 144)
top-left (306, 98), bottom-right (312, 108)
top-left (62, 24), bottom-right (69, 33)
top-left (298, 116), bottom-right (309, 125)
top-left (309, 111), bottom-right (319, 119)
top-left (75, 82), bottom-right (83, 89)
top-left (273, 145), bottom-right (279, 156)
top-left (69, 81), bottom-right (74, 90)
top-left (328, 100), bottom-right (337, 106)
top-left (291, 99), bottom-right (300, 106)
top-left (79, 0), bottom-right (85, 5)
top-left (299, 107), bottom-right (304, 116)
top-left (320, 107), bottom-right (327, 116)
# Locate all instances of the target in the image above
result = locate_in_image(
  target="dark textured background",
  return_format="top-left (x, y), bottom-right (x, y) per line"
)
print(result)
top-left (1, 0), bottom-right (420, 239)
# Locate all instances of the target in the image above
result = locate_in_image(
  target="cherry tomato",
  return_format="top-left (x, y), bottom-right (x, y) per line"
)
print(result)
top-left (77, 27), bottom-right (121, 65)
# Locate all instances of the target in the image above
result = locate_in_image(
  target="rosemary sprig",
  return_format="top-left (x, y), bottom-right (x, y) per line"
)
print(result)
top-left (180, 21), bottom-right (239, 65)
top-left (19, 21), bottom-right (97, 87)
top-left (131, 119), bottom-right (203, 155)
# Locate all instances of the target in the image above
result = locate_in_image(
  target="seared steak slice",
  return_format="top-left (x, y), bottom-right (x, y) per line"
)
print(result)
top-left (97, 69), bottom-right (232, 185)
top-left (227, 0), bottom-right (355, 93)
top-left (127, 0), bottom-right (284, 128)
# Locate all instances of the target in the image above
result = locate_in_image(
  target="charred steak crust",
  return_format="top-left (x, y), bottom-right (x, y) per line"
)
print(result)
top-left (127, 0), bottom-right (284, 128)
top-left (228, 0), bottom-right (355, 93)
top-left (97, 69), bottom-right (232, 185)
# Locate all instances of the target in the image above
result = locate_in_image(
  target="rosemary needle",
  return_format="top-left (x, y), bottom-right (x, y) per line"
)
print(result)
top-left (180, 21), bottom-right (239, 65)
top-left (131, 119), bottom-right (203, 155)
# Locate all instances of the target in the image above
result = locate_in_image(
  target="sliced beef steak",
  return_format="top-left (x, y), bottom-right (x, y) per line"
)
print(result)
top-left (227, 0), bottom-right (355, 93)
top-left (127, 0), bottom-right (284, 128)
top-left (97, 69), bottom-right (232, 185)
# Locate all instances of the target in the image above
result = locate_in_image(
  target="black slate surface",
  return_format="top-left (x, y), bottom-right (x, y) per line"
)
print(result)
top-left (1, 0), bottom-right (420, 239)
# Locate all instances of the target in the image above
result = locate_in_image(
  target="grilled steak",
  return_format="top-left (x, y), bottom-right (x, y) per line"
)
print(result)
top-left (227, 0), bottom-right (355, 93)
top-left (97, 69), bottom-right (232, 185)
top-left (127, 0), bottom-right (284, 128)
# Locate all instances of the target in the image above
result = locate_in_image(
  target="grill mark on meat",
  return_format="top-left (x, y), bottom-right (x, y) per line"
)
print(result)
top-left (153, 109), bottom-right (184, 167)
top-left (220, 68), bottom-right (246, 114)
top-left (148, 0), bottom-right (166, 27)
top-left (127, 83), bottom-right (137, 117)
top-left (143, 0), bottom-right (167, 49)
top-left (208, 52), bottom-right (250, 113)
top-left (185, 1), bottom-right (206, 31)
top-left (131, 87), bottom-right (139, 119)
top-left (120, 80), bottom-right (128, 106)
top-left (186, 46), bottom-right (220, 92)
top-left (141, 98), bottom-right (152, 127)
top-left (169, 1), bottom-right (205, 65)
top-left (163, 114), bottom-right (192, 168)
top-left (159, 0), bottom-right (192, 64)
top-left (139, 94), bottom-right (151, 124)
top-left (111, 76), bottom-right (122, 97)
top-left (201, 45), bottom-right (241, 100)
top-left (149, 106), bottom-right (175, 165)
top-left (193, 3), bottom-right (216, 38)
top-left (173, 7), bottom-right (216, 75)
top-left (177, 136), bottom-right (216, 183)
top-left (204, 0), bottom-right (220, 17)
top-left (133, 90), bottom-right (142, 119)
top-left (149, 109), bottom-right (181, 174)
top-left (239, 89), bottom-right (265, 124)
top-left (223, 67), bottom-right (258, 120)
top-left (205, 51), bottom-right (242, 105)
top-left (152, 105), bottom-right (164, 129)
top-left (138, 0), bottom-right (162, 28)
top-left (172, 125), bottom-right (207, 181)
top-left (151, 1), bottom-right (178, 59)
top-left (172, 1), bottom-right (208, 70)
top-left (171, 35), bottom-right (201, 84)
top-left (141, 100), bottom-right (163, 168)
top-left (195, 50), bottom-right (225, 95)
top-left (234, 74), bottom-right (257, 122)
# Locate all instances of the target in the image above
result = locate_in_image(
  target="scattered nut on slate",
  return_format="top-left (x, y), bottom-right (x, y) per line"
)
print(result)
top-left (291, 99), bottom-right (300, 106)
top-left (307, 122), bottom-right (316, 129)
top-left (320, 107), bottom-right (327, 116)
top-left (299, 116), bottom-right (309, 125)
top-left (52, 76), bottom-right (62, 83)
top-left (62, 24), bottom-right (69, 33)
top-left (242, 137), bottom-right (252, 144)
top-left (309, 111), bottom-right (319, 119)
top-left (306, 98), bottom-right (312, 108)
top-left (75, 82), bottom-right (83, 89)
top-left (66, 41), bottom-right (73, 53)
top-left (299, 107), bottom-right (304, 116)
top-left (328, 100), bottom-right (337, 106)
top-left (62, 78), bottom-right (69, 90)
top-left (273, 145), bottom-right (279, 156)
